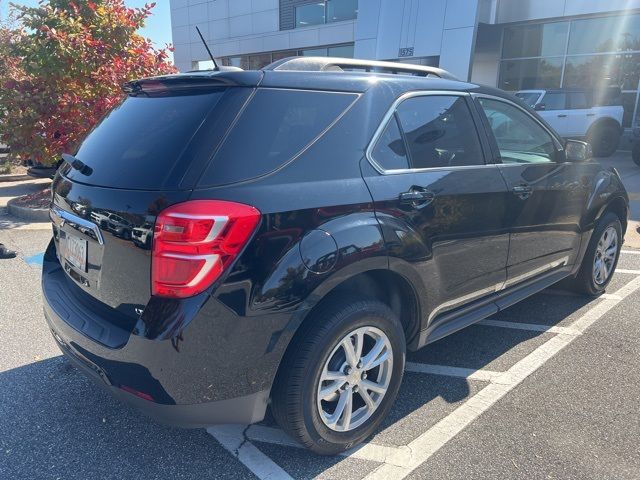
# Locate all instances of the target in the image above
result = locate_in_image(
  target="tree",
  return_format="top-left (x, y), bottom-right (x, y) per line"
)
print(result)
top-left (0, 0), bottom-right (176, 165)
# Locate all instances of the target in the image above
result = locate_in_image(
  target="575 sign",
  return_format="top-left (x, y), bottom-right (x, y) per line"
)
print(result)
top-left (398, 47), bottom-right (414, 58)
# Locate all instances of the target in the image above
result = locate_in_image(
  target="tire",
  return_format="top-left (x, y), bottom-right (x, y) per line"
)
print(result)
top-left (588, 123), bottom-right (620, 158)
top-left (633, 141), bottom-right (640, 167)
top-left (271, 294), bottom-right (406, 455)
top-left (567, 212), bottom-right (623, 296)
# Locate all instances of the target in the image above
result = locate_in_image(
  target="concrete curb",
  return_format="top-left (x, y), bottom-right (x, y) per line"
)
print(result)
top-left (0, 174), bottom-right (31, 183)
top-left (625, 220), bottom-right (640, 250)
top-left (6, 197), bottom-right (50, 223)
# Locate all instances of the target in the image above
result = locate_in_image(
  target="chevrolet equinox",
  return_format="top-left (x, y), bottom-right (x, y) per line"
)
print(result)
top-left (42, 57), bottom-right (629, 454)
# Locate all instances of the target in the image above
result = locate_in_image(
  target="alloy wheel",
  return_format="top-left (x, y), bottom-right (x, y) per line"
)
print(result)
top-left (316, 326), bottom-right (393, 432)
top-left (593, 226), bottom-right (618, 285)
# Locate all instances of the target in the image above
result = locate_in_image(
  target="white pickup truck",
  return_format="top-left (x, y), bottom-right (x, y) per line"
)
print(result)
top-left (515, 89), bottom-right (624, 157)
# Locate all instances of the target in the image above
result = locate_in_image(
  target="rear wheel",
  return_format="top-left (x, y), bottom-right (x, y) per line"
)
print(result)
top-left (588, 123), bottom-right (620, 158)
top-left (271, 295), bottom-right (405, 455)
top-left (568, 212), bottom-right (622, 296)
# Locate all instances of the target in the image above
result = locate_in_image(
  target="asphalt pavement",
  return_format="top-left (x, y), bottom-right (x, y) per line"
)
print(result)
top-left (1, 156), bottom-right (640, 479)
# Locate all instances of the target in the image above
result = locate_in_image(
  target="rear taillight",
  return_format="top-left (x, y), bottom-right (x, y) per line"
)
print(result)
top-left (152, 200), bottom-right (261, 298)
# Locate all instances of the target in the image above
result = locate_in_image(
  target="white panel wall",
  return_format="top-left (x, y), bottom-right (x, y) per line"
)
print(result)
top-left (440, 27), bottom-right (476, 80)
top-left (170, 0), bottom-right (354, 71)
top-left (355, 0), bottom-right (479, 79)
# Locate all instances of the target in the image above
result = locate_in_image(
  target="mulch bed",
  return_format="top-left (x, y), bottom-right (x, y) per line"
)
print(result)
top-left (11, 188), bottom-right (52, 209)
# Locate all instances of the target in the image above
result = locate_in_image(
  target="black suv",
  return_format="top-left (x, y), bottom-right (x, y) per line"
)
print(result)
top-left (43, 58), bottom-right (629, 455)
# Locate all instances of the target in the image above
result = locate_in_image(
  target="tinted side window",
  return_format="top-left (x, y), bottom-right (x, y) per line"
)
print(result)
top-left (569, 92), bottom-right (589, 109)
top-left (542, 92), bottom-right (566, 110)
top-left (396, 96), bottom-right (484, 169)
top-left (370, 115), bottom-right (409, 170)
top-left (478, 98), bottom-right (557, 164)
top-left (202, 89), bottom-right (357, 186)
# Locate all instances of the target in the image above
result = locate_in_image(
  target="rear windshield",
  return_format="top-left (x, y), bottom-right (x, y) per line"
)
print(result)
top-left (200, 88), bottom-right (358, 186)
top-left (69, 91), bottom-right (226, 190)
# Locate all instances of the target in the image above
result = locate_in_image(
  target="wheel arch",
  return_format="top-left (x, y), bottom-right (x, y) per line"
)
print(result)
top-left (270, 267), bottom-right (422, 392)
top-left (600, 195), bottom-right (629, 235)
top-left (586, 116), bottom-right (623, 137)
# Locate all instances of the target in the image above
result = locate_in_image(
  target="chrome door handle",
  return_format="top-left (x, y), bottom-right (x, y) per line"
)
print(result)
top-left (512, 184), bottom-right (532, 199)
top-left (399, 188), bottom-right (435, 207)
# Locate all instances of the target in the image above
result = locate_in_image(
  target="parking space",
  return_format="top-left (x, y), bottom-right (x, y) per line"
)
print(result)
top-left (1, 227), bottom-right (639, 479)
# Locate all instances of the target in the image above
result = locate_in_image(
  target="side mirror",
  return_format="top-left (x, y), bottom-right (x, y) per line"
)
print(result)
top-left (565, 139), bottom-right (592, 162)
top-left (534, 103), bottom-right (546, 111)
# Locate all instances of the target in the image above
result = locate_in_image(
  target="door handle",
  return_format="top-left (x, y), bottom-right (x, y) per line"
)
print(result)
top-left (586, 113), bottom-right (595, 117)
top-left (512, 184), bottom-right (532, 199)
top-left (399, 188), bottom-right (435, 207)
top-left (557, 114), bottom-right (567, 118)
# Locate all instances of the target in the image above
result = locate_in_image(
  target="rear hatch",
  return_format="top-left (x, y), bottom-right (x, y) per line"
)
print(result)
top-left (50, 72), bottom-right (260, 320)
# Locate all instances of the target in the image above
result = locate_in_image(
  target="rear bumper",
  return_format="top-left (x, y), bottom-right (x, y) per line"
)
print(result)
top-left (41, 242), bottom-right (292, 427)
top-left (46, 317), bottom-right (269, 427)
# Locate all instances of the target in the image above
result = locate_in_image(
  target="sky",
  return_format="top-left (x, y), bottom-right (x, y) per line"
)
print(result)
top-left (0, 1), bottom-right (172, 49)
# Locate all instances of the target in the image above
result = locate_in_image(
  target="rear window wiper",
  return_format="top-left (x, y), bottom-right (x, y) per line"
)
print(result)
top-left (62, 153), bottom-right (93, 176)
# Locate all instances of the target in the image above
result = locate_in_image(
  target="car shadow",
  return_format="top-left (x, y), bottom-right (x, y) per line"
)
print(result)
top-left (0, 357), bottom-right (252, 479)
top-left (1, 289), bottom-right (600, 479)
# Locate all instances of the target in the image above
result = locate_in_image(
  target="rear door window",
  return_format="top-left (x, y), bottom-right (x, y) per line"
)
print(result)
top-left (69, 91), bottom-right (227, 190)
top-left (541, 92), bottom-right (567, 110)
top-left (370, 115), bottom-right (410, 171)
top-left (395, 95), bottom-right (485, 169)
top-left (200, 88), bottom-right (358, 186)
top-left (569, 91), bottom-right (589, 109)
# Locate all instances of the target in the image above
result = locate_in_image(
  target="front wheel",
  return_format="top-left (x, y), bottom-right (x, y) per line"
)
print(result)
top-left (271, 295), bottom-right (405, 455)
top-left (568, 212), bottom-right (623, 296)
top-left (588, 124), bottom-right (620, 158)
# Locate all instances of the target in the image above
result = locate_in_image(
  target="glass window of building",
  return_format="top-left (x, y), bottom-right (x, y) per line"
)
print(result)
top-left (296, 3), bottom-right (325, 28)
top-left (326, 0), bottom-right (358, 23)
top-left (563, 54), bottom-right (640, 90)
top-left (301, 47), bottom-right (328, 56)
top-left (503, 22), bottom-right (569, 59)
top-left (568, 15), bottom-right (640, 54)
top-left (272, 50), bottom-right (298, 62)
top-left (248, 54), bottom-right (272, 70)
top-left (499, 58), bottom-right (563, 90)
top-left (328, 44), bottom-right (355, 58)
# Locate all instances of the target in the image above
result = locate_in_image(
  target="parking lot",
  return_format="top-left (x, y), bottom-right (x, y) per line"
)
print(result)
top-left (1, 159), bottom-right (640, 479)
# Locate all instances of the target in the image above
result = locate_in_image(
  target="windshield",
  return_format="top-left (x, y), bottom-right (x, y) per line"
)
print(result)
top-left (515, 92), bottom-right (542, 108)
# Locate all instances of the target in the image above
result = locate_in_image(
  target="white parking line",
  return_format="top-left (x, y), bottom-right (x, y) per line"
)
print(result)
top-left (621, 249), bottom-right (640, 255)
top-left (208, 425), bottom-right (294, 480)
top-left (243, 425), bottom-right (414, 467)
top-left (207, 275), bottom-right (640, 480)
top-left (478, 318), bottom-right (581, 336)
top-left (405, 362), bottom-right (504, 383)
top-left (616, 268), bottom-right (640, 275)
top-left (363, 275), bottom-right (640, 480)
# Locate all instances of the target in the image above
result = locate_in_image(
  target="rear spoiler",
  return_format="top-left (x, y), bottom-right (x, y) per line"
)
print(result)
top-left (122, 71), bottom-right (263, 96)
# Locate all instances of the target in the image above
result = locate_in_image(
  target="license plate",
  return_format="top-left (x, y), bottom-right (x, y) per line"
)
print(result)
top-left (62, 233), bottom-right (87, 272)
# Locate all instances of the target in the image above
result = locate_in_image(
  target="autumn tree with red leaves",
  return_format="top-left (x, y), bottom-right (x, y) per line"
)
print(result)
top-left (0, 0), bottom-right (176, 165)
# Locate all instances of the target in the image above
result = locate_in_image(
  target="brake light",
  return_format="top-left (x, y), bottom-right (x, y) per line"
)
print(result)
top-left (152, 200), bottom-right (261, 298)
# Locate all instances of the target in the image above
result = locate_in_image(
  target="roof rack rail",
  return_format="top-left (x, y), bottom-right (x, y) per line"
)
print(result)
top-left (264, 57), bottom-right (458, 80)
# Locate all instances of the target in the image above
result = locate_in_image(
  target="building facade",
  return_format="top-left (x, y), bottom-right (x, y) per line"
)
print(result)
top-left (171, 0), bottom-right (640, 128)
